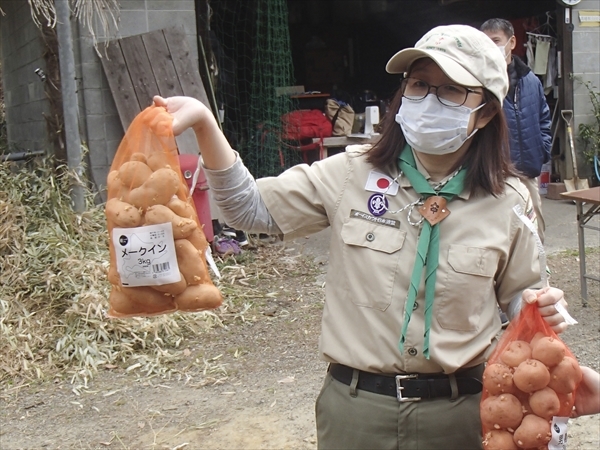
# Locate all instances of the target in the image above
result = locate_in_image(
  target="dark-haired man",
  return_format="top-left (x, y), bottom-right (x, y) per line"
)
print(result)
top-left (481, 18), bottom-right (551, 244)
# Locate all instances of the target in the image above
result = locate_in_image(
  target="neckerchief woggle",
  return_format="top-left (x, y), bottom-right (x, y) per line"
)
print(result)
top-left (397, 145), bottom-right (466, 359)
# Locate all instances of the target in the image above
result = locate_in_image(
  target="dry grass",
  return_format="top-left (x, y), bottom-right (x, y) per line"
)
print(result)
top-left (24, 0), bottom-right (120, 57)
top-left (0, 157), bottom-right (303, 389)
top-left (0, 61), bottom-right (5, 153)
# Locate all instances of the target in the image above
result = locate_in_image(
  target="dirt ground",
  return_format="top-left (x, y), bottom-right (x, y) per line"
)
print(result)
top-left (0, 242), bottom-right (598, 450)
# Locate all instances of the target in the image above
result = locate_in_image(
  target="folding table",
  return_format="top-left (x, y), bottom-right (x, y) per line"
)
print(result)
top-left (560, 186), bottom-right (600, 304)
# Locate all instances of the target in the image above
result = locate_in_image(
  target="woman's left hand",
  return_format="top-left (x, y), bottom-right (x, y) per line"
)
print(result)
top-left (523, 287), bottom-right (568, 333)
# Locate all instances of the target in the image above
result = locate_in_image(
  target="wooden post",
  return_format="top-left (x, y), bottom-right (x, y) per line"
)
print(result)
top-left (558, 5), bottom-right (575, 181)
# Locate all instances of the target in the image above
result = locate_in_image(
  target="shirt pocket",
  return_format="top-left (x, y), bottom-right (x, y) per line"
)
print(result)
top-left (436, 244), bottom-right (500, 331)
top-left (340, 219), bottom-right (406, 310)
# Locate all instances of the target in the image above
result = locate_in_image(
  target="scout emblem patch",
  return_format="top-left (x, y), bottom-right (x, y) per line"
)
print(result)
top-left (368, 193), bottom-right (388, 216)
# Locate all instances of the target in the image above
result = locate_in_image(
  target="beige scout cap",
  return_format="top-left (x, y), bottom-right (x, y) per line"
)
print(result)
top-left (386, 24), bottom-right (509, 103)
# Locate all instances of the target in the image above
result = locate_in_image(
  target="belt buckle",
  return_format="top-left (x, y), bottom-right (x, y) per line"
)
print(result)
top-left (395, 374), bottom-right (421, 402)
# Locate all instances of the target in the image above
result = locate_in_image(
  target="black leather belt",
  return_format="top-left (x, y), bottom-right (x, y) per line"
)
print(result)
top-left (329, 363), bottom-right (483, 401)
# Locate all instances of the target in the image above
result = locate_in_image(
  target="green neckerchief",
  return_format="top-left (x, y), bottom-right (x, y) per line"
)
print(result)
top-left (397, 145), bottom-right (466, 359)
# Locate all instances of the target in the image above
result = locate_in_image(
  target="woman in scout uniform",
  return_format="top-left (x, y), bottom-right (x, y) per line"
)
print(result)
top-left (154, 24), bottom-right (570, 450)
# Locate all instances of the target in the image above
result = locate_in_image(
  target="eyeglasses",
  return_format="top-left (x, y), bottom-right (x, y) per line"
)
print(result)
top-left (400, 77), bottom-right (482, 107)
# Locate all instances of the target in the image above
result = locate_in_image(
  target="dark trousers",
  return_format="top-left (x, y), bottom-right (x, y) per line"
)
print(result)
top-left (315, 373), bottom-right (483, 450)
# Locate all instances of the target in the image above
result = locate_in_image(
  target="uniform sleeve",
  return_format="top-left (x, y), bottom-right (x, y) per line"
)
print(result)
top-left (257, 152), bottom-right (352, 240)
top-left (203, 153), bottom-right (281, 235)
top-left (495, 181), bottom-right (544, 313)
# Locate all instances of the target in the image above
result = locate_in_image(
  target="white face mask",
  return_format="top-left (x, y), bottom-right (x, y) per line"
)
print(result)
top-left (395, 94), bottom-right (485, 155)
top-left (497, 41), bottom-right (511, 59)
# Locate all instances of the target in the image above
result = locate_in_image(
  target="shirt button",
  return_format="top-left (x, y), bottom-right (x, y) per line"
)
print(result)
top-left (413, 302), bottom-right (418, 311)
top-left (366, 232), bottom-right (375, 242)
top-left (408, 347), bottom-right (418, 356)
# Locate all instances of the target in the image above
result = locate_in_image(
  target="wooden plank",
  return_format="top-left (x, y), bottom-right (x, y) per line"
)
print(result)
top-left (119, 34), bottom-right (160, 109)
top-left (141, 29), bottom-right (181, 98)
top-left (163, 26), bottom-right (211, 109)
top-left (101, 25), bottom-right (209, 154)
top-left (101, 41), bottom-right (139, 130)
top-left (145, 28), bottom-right (202, 155)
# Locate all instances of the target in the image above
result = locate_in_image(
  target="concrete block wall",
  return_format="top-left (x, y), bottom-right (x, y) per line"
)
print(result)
top-left (572, 0), bottom-right (600, 178)
top-left (0, 1), bottom-right (52, 153)
top-left (73, 0), bottom-right (199, 198)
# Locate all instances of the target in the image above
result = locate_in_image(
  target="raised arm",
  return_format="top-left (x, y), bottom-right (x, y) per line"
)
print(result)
top-left (153, 96), bottom-right (236, 170)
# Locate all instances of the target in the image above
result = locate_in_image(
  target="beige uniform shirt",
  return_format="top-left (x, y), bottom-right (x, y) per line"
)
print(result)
top-left (257, 146), bottom-right (542, 375)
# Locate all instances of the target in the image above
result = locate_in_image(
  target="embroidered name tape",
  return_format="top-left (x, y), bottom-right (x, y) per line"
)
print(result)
top-left (350, 209), bottom-right (400, 228)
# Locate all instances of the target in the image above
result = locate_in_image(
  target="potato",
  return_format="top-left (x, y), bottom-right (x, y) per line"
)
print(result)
top-left (107, 169), bottom-right (119, 186)
top-left (175, 239), bottom-right (207, 285)
top-left (482, 430), bottom-right (518, 450)
top-left (529, 332), bottom-right (546, 348)
top-left (105, 198), bottom-right (142, 228)
top-left (500, 341), bottom-right (532, 368)
top-left (529, 387), bottom-right (560, 418)
top-left (144, 167), bottom-right (181, 194)
top-left (148, 109), bottom-right (173, 137)
top-left (118, 160), bottom-right (153, 189)
top-left (107, 170), bottom-right (129, 201)
top-left (108, 289), bottom-right (146, 317)
top-left (512, 414), bottom-right (551, 449)
top-left (167, 196), bottom-right (196, 220)
top-left (120, 285), bottom-right (177, 310)
top-left (557, 392), bottom-right (575, 417)
top-left (145, 204), bottom-right (197, 239)
top-left (151, 271), bottom-right (187, 296)
top-left (532, 337), bottom-right (566, 367)
top-left (515, 391), bottom-right (532, 416)
top-left (128, 187), bottom-right (156, 210)
top-left (146, 151), bottom-right (174, 171)
top-left (108, 288), bottom-right (176, 317)
top-left (130, 152), bottom-right (147, 163)
top-left (187, 227), bottom-right (209, 252)
top-left (128, 168), bottom-right (180, 209)
top-left (107, 265), bottom-right (121, 286)
top-left (483, 363), bottom-right (515, 395)
top-left (175, 283), bottom-right (223, 312)
top-left (107, 170), bottom-right (120, 194)
top-left (513, 359), bottom-right (550, 393)
top-left (548, 356), bottom-right (582, 394)
top-left (480, 393), bottom-right (523, 431)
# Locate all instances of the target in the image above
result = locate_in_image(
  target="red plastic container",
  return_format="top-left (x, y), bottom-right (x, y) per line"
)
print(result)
top-left (178, 154), bottom-right (214, 242)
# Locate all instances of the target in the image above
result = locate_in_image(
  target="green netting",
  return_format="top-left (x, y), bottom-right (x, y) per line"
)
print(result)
top-left (210, 0), bottom-right (301, 178)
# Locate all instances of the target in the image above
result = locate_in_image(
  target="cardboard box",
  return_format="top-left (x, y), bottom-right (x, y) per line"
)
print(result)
top-left (545, 182), bottom-right (567, 200)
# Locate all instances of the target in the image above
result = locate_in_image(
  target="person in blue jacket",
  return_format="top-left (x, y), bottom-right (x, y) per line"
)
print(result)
top-left (481, 18), bottom-right (552, 243)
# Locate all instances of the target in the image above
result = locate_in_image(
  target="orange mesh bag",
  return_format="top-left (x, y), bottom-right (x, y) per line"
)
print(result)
top-left (105, 105), bottom-right (222, 318)
top-left (480, 302), bottom-right (582, 450)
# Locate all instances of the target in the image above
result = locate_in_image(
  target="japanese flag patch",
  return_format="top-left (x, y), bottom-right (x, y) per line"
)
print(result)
top-left (365, 170), bottom-right (399, 196)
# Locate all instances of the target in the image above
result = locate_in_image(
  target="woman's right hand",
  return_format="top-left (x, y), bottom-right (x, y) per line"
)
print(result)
top-left (572, 366), bottom-right (600, 417)
top-left (153, 95), bottom-right (235, 170)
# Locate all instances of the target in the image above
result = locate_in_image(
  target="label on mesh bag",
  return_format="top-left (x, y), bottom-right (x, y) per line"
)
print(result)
top-left (549, 416), bottom-right (569, 450)
top-left (112, 223), bottom-right (180, 287)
